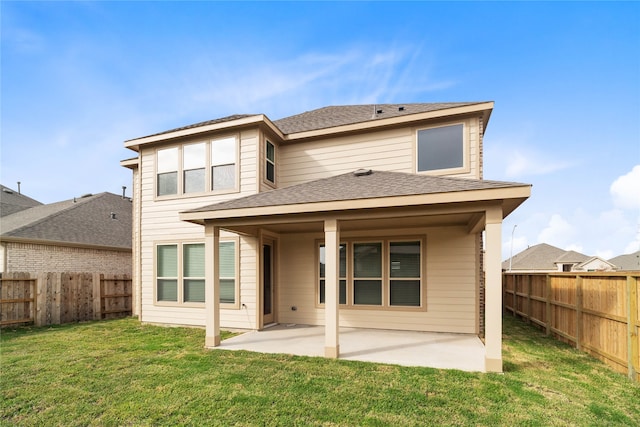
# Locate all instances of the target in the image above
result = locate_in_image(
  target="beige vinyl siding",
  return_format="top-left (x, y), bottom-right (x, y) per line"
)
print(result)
top-left (277, 226), bottom-right (478, 333)
top-left (279, 117), bottom-right (481, 188)
top-left (137, 128), bottom-right (260, 328)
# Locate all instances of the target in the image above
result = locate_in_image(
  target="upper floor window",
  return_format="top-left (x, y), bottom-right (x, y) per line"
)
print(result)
top-left (212, 136), bottom-right (236, 191)
top-left (156, 135), bottom-right (238, 198)
top-left (265, 140), bottom-right (275, 184)
top-left (417, 124), bottom-right (464, 172)
top-left (183, 143), bottom-right (206, 194)
top-left (157, 147), bottom-right (179, 196)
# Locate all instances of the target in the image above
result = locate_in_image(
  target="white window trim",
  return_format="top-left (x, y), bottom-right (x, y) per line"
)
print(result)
top-left (154, 134), bottom-right (240, 200)
top-left (414, 121), bottom-right (470, 176)
top-left (153, 238), bottom-right (240, 309)
top-left (315, 236), bottom-right (427, 311)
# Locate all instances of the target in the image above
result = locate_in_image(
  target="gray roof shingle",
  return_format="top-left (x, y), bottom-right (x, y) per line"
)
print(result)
top-left (130, 102), bottom-right (489, 141)
top-left (273, 102), bottom-right (486, 134)
top-left (609, 251), bottom-right (640, 271)
top-left (1, 192), bottom-right (132, 249)
top-left (0, 185), bottom-right (43, 217)
top-left (186, 170), bottom-right (528, 214)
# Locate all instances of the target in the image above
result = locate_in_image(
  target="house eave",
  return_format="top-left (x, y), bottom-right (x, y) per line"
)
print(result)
top-left (0, 236), bottom-right (132, 252)
top-left (180, 184), bottom-right (530, 225)
top-left (124, 114), bottom-right (285, 150)
top-left (280, 102), bottom-right (494, 142)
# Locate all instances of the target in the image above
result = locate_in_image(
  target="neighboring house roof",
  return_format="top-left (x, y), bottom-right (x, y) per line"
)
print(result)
top-left (575, 256), bottom-right (616, 272)
top-left (0, 184), bottom-right (43, 217)
top-left (1, 192), bottom-right (132, 250)
top-left (502, 243), bottom-right (568, 271)
top-left (609, 251), bottom-right (640, 271)
top-left (183, 169), bottom-right (529, 217)
top-left (272, 102), bottom-right (486, 134)
top-left (554, 250), bottom-right (590, 265)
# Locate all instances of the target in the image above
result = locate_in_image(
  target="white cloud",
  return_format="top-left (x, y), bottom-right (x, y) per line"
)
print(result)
top-left (537, 214), bottom-right (576, 248)
top-left (610, 165), bottom-right (640, 210)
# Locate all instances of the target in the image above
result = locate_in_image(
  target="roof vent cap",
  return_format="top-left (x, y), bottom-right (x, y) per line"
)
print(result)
top-left (80, 193), bottom-right (92, 198)
top-left (353, 169), bottom-right (373, 177)
top-left (398, 106), bottom-right (405, 111)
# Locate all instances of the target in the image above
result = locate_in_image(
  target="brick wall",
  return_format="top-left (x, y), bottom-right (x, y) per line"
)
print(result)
top-left (4, 242), bottom-right (131, 275)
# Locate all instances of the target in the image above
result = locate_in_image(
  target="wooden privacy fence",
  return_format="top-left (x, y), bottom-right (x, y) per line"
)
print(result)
top-left (503, 272), bottom-right (640, 381)
top-left (0, 272), bottom-right (132, 327)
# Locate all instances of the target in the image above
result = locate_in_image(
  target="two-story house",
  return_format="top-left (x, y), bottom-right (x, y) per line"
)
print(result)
top-left (121, 102), bottom-right (531, 372)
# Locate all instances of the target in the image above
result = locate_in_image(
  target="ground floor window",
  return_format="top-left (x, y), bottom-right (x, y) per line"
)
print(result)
top-left (156, 240), bottom-right (237, 306)
top-left (318, 238), bottom-right (424, 309)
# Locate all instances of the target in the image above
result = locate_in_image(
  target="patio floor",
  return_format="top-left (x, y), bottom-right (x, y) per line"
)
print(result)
top-left (217, 324), bottom-right (486, 372)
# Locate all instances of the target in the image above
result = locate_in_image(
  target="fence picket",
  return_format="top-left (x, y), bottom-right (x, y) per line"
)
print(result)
top-left (0, 272), bottom-right (131, 327)
top-left (504, 272), bottom-right (640, 382)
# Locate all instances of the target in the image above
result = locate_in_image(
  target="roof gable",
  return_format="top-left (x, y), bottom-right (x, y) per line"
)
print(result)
top-left (1, 192), bottom-right (132, 249)
top-left (502, 243), bottom-right (567, 270)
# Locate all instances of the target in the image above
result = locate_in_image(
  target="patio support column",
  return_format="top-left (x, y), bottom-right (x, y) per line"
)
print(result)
top-left (324, 218), bottom-right (340, 358)
top-left (484, 206), bottom-right (503, 372)
top-left (204, 222), bottom-right (221, 347)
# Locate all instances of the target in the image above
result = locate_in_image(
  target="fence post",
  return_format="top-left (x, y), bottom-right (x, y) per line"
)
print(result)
top-left (576, 275), bottom-right (583, 351)
top-left (545, 275), bottom-right (552, 336)
top-left (628, 275), bottom-right (638, 381)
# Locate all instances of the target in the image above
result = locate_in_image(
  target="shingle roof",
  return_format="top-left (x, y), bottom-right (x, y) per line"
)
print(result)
top-left (186, 170), bottom-right (528, 214)
top-left (130, 102), bottom-right (489, 141)
top-left (555, 250), bottom-right (589, 264)
top-left (502, 243), bottom-right (591, 270)
top-left (502, 243), bottom-right (568, 270)
top-left (0, 184), bottom-right (43, 217)
top-left (128, 114), bottom-right (257, 141)
top-left (1, 192), bottom-right (132, 249)
top-left (609, 251), bottom-right (640, 271)
top-left (273, 102), bottom-right (486, 134)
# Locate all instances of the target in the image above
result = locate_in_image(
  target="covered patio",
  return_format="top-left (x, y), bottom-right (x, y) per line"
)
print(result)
top-left (181, 170), bottom-right (531, 373)
top-left (218, 324), bottom-right (486, 372)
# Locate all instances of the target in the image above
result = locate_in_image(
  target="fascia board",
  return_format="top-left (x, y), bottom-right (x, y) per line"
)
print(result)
top-left (281, 102), bottom-right (495, 142)
top-left (124, 115), bottom-right (274, 149)
top-left (180, 184), bottom-right (530, 223)
top-left (0, 236), bottom-right (132, 252)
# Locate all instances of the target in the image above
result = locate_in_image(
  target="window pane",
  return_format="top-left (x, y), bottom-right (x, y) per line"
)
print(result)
top-left (157, 245), bottom-right (177, 277)
top-left (157, 147), bottom-right (178, 173)
top-left (157, 172), bottom-right (177, 196)
top-left (183, 143), bottom-right (205, 169)
top-left (184, 244), bottom-right (205, 277)
top-left (266, 162), bottom-right (275, 183)
top-left (212, 164), bottom-right (235, 190)
top-left (266, 141), bottom-right (275, 162)
top-left (212, 137), bottom-right (236, 166)
top-left (319, 279), bottom-right (347, 305)
top-left (390, 280), bottom-right (421, 306)
top-left (417, 124), bottom-right (463, 171)
top-left (184, 279), bottom-right (205, 303)
top-left (353, 243), bottom-right (382, 278)
top-left (220, 279), bottom-right (235, 304)
top-left (219, 241), bottom-right (235, 278)
top-left (354, 280), bottom-right (382, 305)
top-left (184, 168), bottom-right (205, 193)
top-left (157, 279), bottom-right (178, 302)
top-left (319, 244), bottom-right (346, 278)
top-left (390, 241), bottom-right (421, 278)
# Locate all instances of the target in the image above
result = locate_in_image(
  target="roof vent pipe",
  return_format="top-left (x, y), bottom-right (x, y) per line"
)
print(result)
top-left (353, 169), bottom-right (373, 177)
top-left (122, 186), bottom-right (127, 199)
top-left (110, 212), bottom-right (116, 220)
top-left (17, 181), bottom-right (21, 194)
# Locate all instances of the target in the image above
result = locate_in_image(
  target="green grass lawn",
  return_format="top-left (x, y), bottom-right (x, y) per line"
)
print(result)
top-left (1, 316), bottom-right (639, 426)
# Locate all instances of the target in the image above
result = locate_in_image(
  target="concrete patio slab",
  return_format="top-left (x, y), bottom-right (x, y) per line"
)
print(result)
top-left (217, 324), bottom-right (486, 372)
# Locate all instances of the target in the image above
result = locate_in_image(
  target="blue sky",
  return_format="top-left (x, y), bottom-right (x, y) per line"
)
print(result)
top-left (2, 1), bottom-right (639, 260)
